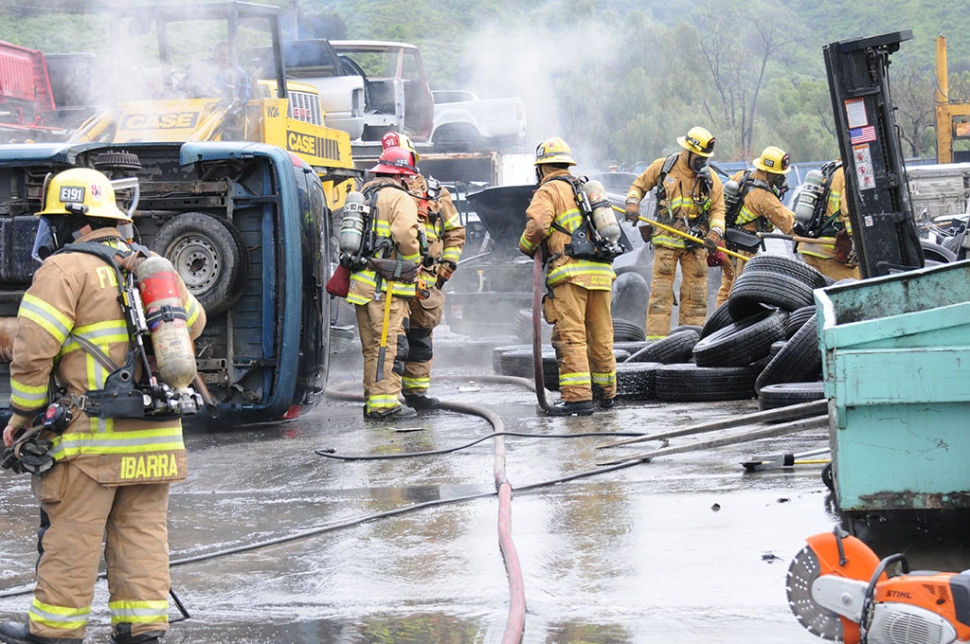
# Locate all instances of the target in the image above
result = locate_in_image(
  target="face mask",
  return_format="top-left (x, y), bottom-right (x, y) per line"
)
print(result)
top-left (690, 154), bottom-right (708, 174)
top-left (31, 217), bottom-right (57, 263)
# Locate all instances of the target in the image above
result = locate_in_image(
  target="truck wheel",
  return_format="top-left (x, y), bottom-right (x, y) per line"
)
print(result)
top-left (152, 212), bottom-right (250, 315)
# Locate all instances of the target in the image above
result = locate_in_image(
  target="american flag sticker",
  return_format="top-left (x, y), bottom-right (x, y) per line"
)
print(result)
top-left (849, 126), bottom-right (876, 144)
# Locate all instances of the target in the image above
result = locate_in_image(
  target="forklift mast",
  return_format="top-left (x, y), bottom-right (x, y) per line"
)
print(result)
top-left (823, 30), bottom-right (924, 278)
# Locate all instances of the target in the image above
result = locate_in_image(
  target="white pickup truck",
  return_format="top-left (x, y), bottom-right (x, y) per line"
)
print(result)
top-left (431, 90), bottom-right (526, 150)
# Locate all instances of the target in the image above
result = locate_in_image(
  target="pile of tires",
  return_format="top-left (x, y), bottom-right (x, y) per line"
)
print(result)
top-left (691, 254), bottom-right (830, 407)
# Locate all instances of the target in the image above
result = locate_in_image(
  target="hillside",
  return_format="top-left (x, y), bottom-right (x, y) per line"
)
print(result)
top-left (0, 0), bottom-right (968, 165)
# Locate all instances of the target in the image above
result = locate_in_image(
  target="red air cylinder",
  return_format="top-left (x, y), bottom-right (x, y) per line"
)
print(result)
top-left (136, 256), bottom-right (198, 391)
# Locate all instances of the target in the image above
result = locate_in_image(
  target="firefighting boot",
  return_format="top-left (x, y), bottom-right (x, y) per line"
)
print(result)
top-left (404, 394), bottom-right (440, 410)
top-left (109, 623), bottom-right (165, 644)
top-left (597, 397), bottom-right (615, 410)
top-left (0, 621), bottom-right (81, 644)
top-left (364, 404), bottom-right (417, 420)
top-left (545, 400), bottom-right (594, 416)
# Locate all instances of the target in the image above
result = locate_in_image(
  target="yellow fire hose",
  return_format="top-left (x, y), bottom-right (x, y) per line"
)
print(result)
top-left (375, 285), bottom-right (394, 382)
top-left (609, 205), bottom-right (749, 262)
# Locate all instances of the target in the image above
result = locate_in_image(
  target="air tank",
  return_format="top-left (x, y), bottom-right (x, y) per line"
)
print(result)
top-left (137, 256), bottom-right (198, 392)
top-left (794, 170), bottom-right (826, 227)
top-left (581, 179), bottom-right (621, 243)
top-left (339, 191), bottom-right (369, 255)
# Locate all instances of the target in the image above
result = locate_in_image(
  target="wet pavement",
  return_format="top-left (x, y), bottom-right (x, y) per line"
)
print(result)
top-left (1, 337), bottom-right (968, 644)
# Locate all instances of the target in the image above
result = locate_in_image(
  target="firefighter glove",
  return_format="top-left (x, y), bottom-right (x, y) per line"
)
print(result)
top-left (704, 229), bottom-right (722, 252)
top-left (436, 260), bottom-right (456, 289)
top-left (624, 200), bottom-right (640, 223)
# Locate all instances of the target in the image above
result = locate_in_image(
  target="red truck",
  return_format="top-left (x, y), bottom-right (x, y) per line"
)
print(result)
top-left (0, 41), bottom-right (67, 141)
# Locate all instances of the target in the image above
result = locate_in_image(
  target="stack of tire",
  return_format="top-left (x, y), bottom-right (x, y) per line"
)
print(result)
top-left (691, 254), bottom-right (834, 408)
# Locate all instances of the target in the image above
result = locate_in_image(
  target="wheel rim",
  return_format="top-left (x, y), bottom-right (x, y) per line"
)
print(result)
top-left (167, 235), bottom-right (222, 295)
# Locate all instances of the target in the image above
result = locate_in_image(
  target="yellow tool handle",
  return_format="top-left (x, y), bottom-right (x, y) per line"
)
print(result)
top-left (379, 285), bottom-right (393, 348)
top-left (609, 205), bottom-right (749, 262)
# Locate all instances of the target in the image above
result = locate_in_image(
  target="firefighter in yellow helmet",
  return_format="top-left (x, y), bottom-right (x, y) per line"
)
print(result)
top-left (380, 131), bottom-right (466, 410)
top-left (519, 137), bottom-right (617, 415)
top-left (715, 146), bottom-right (797, 307)
top-left (1, 168), bottom-right (206, 644)
top-left (624, 126), bottom-right (726, 338)
top-left (346, 146), bottom-right (422, 419)
top-left (795, 161), bottom-right (861, 281)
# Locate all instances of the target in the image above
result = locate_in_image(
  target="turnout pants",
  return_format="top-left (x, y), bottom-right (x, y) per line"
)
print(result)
top-left (549, 282), bottom-right (616, 403)
top-left (402, 290), bottom-right (445, 396)
top-left (714, 248), bottom-right (749, 308)
top-left (355, 295), bottom-right (410, 414)
top-left (801, 254), bottom-right (861, 282)
top-left (29, 462), bottom-right (171, 641)
top-left (647, 246), bottom-right (709, 338)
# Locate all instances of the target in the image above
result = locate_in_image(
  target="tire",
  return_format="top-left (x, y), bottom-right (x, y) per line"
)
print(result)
top-left (611, 271), bottom-right (649, 326)
top-left (670, 325), bottom-right (703, 335)
top-left (654, 363), bottom-right (759, 402)
top-left (700, 301), bottom-right (735, 339)
top-left (692, 308), bottom-right (787, 368)
top-left (498, 347), bottom-right (553, 379)
top-left (625, 329), bottom-right (699, 364)
top-left (152, 212), bottom-right (250, 315)
top-left (741, 254), bottom-right (832, 289)
top-left (612, 317), bottom-right (646, 342)
top-left (727, 271), bottom-right (815, 320)
top-left (615, 362), bottom-right (663, 400)
top-left (757, 381), bottom-right (826, 410)
top-left (755, 314), bottom-right (822, 393)
top-left (785, 305), bottom-right (816, 340)
top-left (821, 462), bottom-right (834, 492)
top-left (921, 240), bottom-right (956, 264)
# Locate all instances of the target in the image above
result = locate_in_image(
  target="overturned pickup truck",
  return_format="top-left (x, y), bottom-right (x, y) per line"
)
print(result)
top-left (0, 141), bottom-right (333, 428)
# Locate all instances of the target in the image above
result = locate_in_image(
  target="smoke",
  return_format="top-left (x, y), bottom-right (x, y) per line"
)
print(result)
top-left (458, 9), bottom-right (634, 173)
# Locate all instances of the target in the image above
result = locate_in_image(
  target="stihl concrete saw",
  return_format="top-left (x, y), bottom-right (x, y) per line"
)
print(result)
top-left (787, 528), bottom-right (970, 643)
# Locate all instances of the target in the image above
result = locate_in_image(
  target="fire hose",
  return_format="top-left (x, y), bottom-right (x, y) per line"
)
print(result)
top-left (531, 247), bottom-right (551, 412)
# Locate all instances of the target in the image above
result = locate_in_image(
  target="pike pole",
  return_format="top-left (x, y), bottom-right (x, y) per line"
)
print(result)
top-left (609, 205), bottom-right (749, 262)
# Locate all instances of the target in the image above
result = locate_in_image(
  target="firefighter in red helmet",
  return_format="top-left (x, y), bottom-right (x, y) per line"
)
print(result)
top-left (379, 132), bottom-right (466, 410)
top-left (346, 146), bottom-right (422, 419)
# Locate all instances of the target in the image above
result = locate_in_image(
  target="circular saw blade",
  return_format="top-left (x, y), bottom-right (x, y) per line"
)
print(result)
top-left (786, 544), bottom-right (844, 641)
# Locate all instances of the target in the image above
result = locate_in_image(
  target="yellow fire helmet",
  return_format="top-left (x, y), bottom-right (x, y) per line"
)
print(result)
top-left (535, 136), bottom-right (576, 166)
top-left (677, 126), bottom-right (716, 158)
top-left (37, 167), bottom-right (131, 222)
top-left (753, 146), bottom-right (792, 174)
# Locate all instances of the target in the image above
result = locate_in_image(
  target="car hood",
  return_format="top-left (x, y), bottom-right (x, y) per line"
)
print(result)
top-left (466, 184), bottom-right (637, 255)
top-left (465, 184), bottom-right (536, 248)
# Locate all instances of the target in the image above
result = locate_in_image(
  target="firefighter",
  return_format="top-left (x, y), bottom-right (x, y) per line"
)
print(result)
top-left (348, 146), bottom-right (422, 419)
top-left (624, 126), bottom-right (726, 338)
top-left (0, 168), bottom-right (206, 644)
top-left (519, 137), bottom-right (616, 416)
top-left (380, 132), bottom-right (466, 410)
top-left (715, 146), bottom-right (797, 306)
top-left (796, 162), bottom-right (861, 281)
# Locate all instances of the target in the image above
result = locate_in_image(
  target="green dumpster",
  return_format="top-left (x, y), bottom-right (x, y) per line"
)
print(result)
top-left (816, 260), bottom-right (970, 513)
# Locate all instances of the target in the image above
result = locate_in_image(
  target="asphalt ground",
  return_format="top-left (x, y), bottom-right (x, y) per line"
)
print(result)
top-left (1, 335), bottom-right (968, 644)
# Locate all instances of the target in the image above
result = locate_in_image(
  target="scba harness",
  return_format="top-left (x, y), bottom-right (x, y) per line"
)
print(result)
top-left (548, 176), bottom-right (624, 262)
top-left (56, 241), bottom-right (203, 419)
